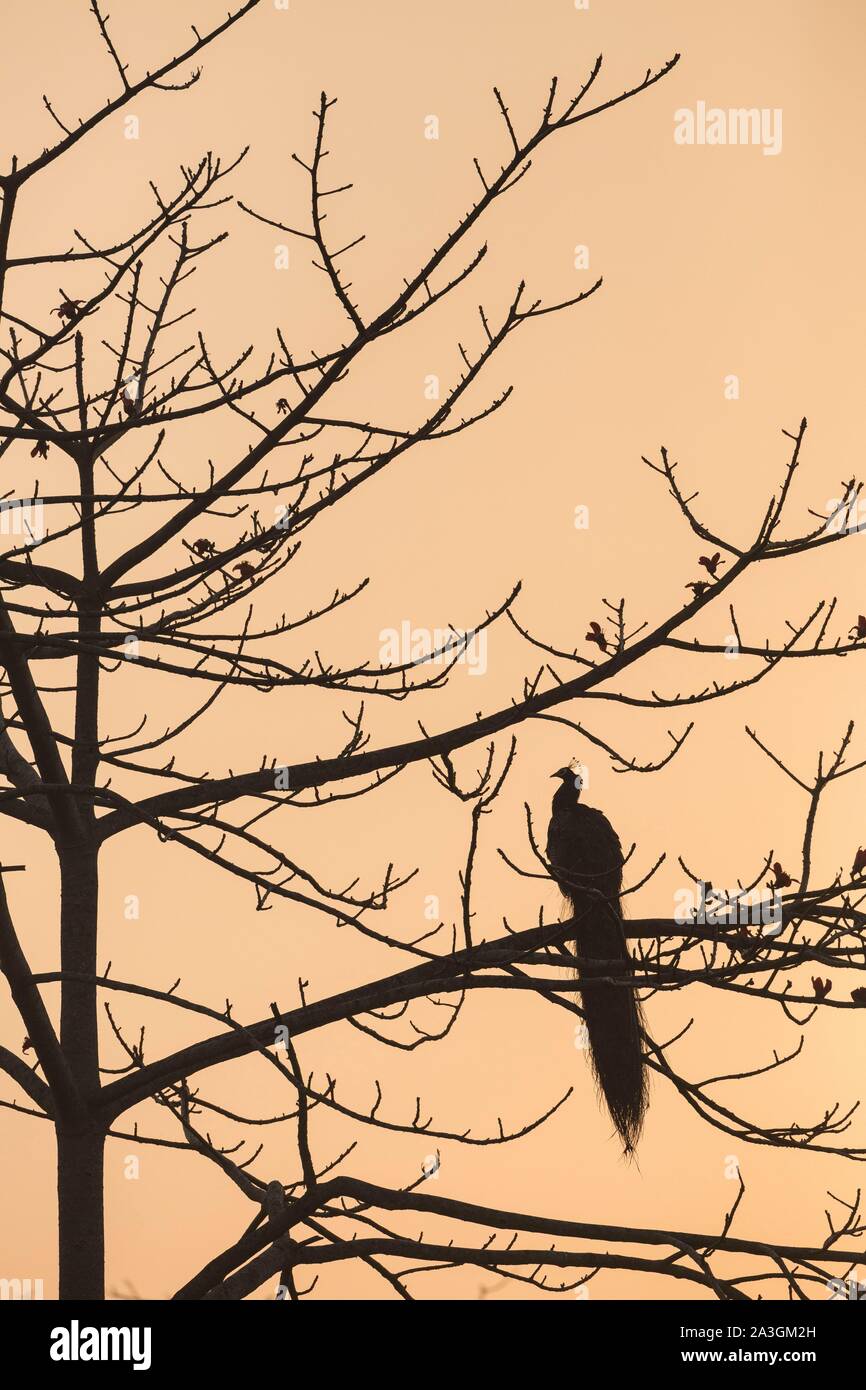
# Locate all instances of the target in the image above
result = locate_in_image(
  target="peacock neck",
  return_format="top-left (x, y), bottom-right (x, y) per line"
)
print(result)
top-left (552, 782), bottom-right (582, 816)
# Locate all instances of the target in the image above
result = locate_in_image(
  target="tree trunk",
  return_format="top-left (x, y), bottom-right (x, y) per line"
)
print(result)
top-left (57, 844), bottom-right (104, 1299)
top-left (57, 1124), bottom-right (105, 1300)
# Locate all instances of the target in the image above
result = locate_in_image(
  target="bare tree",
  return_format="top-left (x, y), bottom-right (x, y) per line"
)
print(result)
top-left (1, 2), bottom-right (864, 1302)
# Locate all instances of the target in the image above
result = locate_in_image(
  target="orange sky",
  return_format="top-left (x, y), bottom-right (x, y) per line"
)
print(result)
top-left (0, 0), bottom-right (864, 1299)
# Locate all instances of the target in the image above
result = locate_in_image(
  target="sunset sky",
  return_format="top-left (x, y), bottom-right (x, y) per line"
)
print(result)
top-left (1, 0), bottom-right (864, 1299)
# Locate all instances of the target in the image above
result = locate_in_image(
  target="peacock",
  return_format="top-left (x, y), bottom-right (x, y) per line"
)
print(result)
top-left (546, 766), bottom-right (648, 1154)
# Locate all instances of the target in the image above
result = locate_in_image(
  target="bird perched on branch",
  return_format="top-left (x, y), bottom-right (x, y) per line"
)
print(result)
top-left (546, 766), bottom-right (648, 1154)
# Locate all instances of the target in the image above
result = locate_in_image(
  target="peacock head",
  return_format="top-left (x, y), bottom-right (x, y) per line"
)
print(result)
top-left (552, 765), bottom-right (583, 797)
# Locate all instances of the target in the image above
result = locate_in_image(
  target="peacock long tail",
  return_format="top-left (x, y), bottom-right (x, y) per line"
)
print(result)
top-left (566, 891), bottom-right (648, 1155)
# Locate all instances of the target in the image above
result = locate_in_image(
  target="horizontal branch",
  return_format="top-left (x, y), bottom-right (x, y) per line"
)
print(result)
top-left (177, 1173), bottom-right (863, 1301)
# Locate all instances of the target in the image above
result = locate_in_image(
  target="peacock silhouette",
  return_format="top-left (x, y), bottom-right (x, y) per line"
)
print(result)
top-left (546, 766), bottom-right (648, 1154)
